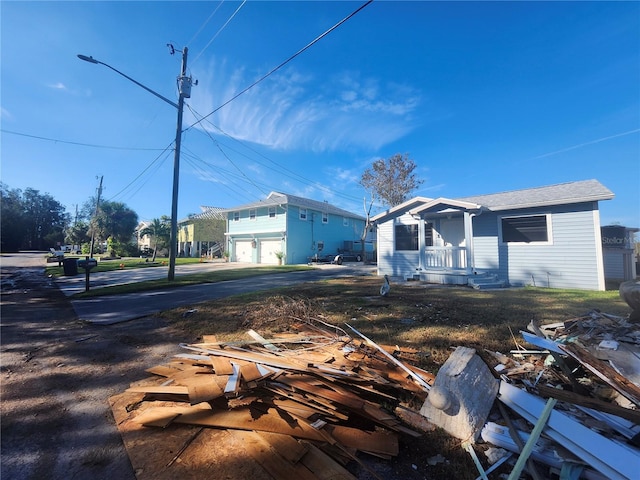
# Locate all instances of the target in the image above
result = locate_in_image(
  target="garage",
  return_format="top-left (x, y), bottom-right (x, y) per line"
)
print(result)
top-left (234, 240), bottom-right (253, 263)
top-left (259, 239), bottom-right (282, 264)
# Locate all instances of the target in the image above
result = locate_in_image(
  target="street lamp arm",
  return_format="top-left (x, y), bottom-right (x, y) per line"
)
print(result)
top-left (77, 54), bottom-right (178, 109)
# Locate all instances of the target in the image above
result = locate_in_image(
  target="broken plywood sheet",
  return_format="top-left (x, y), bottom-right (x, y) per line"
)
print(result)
top-left (109, 390), bottom-right (274, 480)
top-left (111, 389), bottom-right (358, 480)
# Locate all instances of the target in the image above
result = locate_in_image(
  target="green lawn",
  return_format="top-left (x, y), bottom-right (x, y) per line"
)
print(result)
top-left (46, 255), bottom-right (205, 276)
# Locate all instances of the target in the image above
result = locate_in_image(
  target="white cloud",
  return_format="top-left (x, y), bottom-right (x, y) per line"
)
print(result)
top-left (47, 82), bottom-right (68, 91)
top-left (1, 107), bottom-right (13, 121)
top-left (189, 57), bottom-right (423, 154)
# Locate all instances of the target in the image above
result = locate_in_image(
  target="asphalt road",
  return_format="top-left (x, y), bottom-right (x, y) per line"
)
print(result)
top-left (3, 252), bottom-right (377, 325)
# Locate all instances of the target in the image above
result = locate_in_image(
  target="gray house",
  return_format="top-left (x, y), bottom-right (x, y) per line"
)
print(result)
top-left (372, 180), bottom-right (614, 291)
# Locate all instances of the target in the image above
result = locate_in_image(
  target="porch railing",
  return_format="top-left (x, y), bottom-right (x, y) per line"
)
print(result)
top-left (424, 246), bottom-right (467, 270)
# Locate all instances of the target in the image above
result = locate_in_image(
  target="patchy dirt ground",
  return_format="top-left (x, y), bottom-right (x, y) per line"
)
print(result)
top-left (0, 265), bottom-right (180, 480)
top-left (4, 258), bottom-right (631, 480)
top-left (0, 264), bottom-right (467, 480)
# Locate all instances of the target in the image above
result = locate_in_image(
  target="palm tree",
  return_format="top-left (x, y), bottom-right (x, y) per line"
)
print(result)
top-left (139, 217), bottom-right (170, 262)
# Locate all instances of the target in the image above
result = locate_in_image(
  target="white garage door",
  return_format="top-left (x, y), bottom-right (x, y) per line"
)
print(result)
top-left (260, 240), bottom-right (281, 264)
top-left (235, 240), bottom-right (253, 263)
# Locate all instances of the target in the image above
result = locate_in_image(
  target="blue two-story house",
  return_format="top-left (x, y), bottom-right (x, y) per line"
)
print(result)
top-left (223, 192), bottom-right (367, 265)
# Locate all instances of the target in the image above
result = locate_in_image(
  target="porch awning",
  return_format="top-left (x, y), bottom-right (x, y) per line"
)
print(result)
top-left (408, 197), bottom-right (482, 216)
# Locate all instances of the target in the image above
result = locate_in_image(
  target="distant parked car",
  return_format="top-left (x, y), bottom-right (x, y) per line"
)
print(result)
top-left (308, 252), bottom-right (362, 265)
top-left (338, 252), bottom-right (362, 262)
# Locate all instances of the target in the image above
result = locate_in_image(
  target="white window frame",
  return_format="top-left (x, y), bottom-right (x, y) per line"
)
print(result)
top-left (498, 213), bottom-right (553, 246)
top-left (322, 212), bottom-right (328, 224)
top-left (249, 209), bottom-right (256, 221)
top-left (394, 221), bottom-right (419, 251)
top-left (343, 217), bottom-right (349, 227)
top-left (299, 208), bottom-right (307, 221)
top-left (268, 206), bottom-right (276, 219)
top-left (233, 211), bottom-right (240, 222)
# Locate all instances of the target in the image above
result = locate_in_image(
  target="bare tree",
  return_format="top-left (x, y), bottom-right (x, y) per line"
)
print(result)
top-left (360, 153), bottom-right (424, 207)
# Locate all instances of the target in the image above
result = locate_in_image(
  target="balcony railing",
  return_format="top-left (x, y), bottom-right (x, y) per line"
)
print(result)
top-left (424, 246), bottom-right (467, 270)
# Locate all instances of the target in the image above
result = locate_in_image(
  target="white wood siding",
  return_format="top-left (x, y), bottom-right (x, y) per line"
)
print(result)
top-left (377, 214), bottom-right (420, 277)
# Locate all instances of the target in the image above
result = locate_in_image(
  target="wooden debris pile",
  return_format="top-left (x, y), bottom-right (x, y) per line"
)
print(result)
top-left (111, 319), bottom-right (435, 480)
top-left (495, 309), bottom-right (640, 413)
top-left (474, 310), bottom-right (640, 480)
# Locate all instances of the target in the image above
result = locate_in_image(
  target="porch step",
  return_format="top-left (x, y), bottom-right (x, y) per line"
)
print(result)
top-left (468, 273), bottom-right (506, 290)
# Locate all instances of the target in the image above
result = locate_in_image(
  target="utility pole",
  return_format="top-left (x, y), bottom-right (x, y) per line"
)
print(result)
top-left (168, 47), bottom-right (190, 281)
top-left (89, 175), bottom-right (103, 258)
top-left (77, 47), bottom-right (194, 280)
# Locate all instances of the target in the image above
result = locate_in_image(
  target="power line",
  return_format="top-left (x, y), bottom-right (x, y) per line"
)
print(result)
top-left (185, 1), bottom-right (225, 49)
top-left (1, 129), bottom-right (165, 151)
top-left (107, 141), bottom-right (175, 203)
top-left (189, 0), bottom-right (247, 67)
top-left (184, 0), bottom-right (373, 131)
top-left (185, 104), bottom-right (268, 197)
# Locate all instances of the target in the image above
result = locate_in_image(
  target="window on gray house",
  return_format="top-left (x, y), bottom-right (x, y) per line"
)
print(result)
top-left (501, 215), bottom-right (549, 243)
top-left (395, 224), bottom-right (418, 250)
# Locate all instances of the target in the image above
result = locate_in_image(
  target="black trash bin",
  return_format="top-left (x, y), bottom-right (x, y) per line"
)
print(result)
top-left (63, 257), bottom-right (78, 276)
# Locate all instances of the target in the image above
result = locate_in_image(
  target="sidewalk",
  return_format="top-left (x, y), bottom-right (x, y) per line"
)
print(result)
top-left (59, 262), bottom-right (375, 325)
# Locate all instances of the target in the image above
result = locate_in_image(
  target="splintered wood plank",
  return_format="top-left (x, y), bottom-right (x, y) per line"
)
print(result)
top-left (228, 430), bottom-right (319, 480)
top-left (169, 366), bottom-right (214, 382)
top-left (146, 365), bottom-right (184, 378)
top-left (187, 379), bottom-right (224, 405)
top-left (271, 396), bottom-right (348, 422)
top-left (256, 431), bottom-right (309, 464)
top-left (239, 362), bottom-right (263, 382)
top-left (328, 425), bottom-right (399, 457)
top-left (126, 385), bottom-right (189, 395)
top-left (133, 407), bottom-right (183, 428)
top-left (278, 376), bottom-right (365, 410)
top-left (137, 405), bottom-right (327, 441)
top-left (298, 442), bottom-right (357, 480)
top-left (178, 348), bottom-right (357, 378)
top-left (202, 334), bottom-right (218, 343)
top-left (560, 343), bottom-right (640, 406)
top-left (271, 399), bottom-right (330, 420)
top-left (247, 329), bottom-right (280, 352)
top-left (536, 384), bottom-right (640, 424)
top-left (210, 356), bottom-right (234, 375)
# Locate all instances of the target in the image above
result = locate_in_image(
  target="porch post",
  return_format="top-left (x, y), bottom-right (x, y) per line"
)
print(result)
top-left (463, 211), bottom-right (474, 274)
top-left (417, 217), bottom-right (426, 271)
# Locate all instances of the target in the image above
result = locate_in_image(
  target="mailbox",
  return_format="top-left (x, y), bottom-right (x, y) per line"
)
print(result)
top-left (78, 258), bottom-right (98, 270)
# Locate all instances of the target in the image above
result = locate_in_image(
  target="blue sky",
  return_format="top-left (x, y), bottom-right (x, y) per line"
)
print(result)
top-left (2, 1), bottom-right (639, 228)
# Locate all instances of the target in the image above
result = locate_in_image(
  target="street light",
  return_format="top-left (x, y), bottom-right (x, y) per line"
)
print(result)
top-left (78, 50), bottom-right (192, 281)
